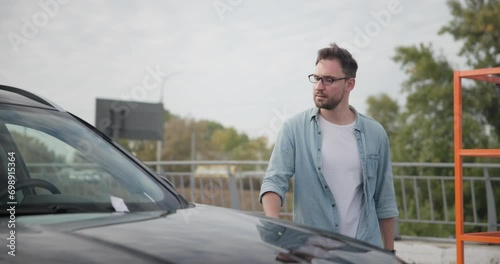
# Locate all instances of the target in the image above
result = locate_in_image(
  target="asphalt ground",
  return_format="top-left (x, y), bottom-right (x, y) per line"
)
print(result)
top-left (395, 238), bottom-right (500, 264)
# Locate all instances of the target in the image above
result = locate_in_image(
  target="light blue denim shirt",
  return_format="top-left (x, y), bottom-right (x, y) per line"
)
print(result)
top-left (259, 106), bottom-right (399, 248)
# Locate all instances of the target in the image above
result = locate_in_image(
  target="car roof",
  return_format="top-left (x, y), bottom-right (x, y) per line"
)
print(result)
top-left (0, 85), bottom-right (63, 111)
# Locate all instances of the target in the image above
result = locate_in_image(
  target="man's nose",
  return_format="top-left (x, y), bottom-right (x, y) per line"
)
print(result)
top-left (314, 81), bottom-right (325, 90)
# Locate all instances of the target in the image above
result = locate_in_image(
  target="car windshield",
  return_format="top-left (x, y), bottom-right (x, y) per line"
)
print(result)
top-left (0, 104), bottom-right (180, 214)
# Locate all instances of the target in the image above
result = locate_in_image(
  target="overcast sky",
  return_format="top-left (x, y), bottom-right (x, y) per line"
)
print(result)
top-left (1, 0), bottom-right (466, 143)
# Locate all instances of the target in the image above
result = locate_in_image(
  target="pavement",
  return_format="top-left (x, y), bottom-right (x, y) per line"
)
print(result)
top-left (395, 238), bottom-right (500, 264)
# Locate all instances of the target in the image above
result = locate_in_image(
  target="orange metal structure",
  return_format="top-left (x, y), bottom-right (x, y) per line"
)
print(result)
top-left (453, 67), bottom-right (500, 264)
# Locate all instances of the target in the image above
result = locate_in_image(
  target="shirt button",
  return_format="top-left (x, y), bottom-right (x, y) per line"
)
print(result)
top-left (332, 204), bottom-right (336, 207)
top-left (318, 167), bottom-right (321, 170)
top-left (324, 185), bottom-right (328, 189)
top-left (335, 224), bottom-right (338, 227)
top-left (317, 148), bottom-right (320, 151)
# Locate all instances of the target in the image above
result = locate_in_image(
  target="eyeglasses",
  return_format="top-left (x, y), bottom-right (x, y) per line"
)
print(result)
top-left (308, 74), bottom-right (349, 86)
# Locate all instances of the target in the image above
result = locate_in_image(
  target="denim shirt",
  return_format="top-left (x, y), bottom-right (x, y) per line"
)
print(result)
top-left (259, 106), bottom-right (399, 248)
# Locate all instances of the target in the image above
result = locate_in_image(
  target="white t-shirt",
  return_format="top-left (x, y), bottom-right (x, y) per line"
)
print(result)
top-left (318, 115), bottom-right (363, 238)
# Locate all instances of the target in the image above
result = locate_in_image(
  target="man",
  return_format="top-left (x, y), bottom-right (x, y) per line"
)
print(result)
top-left (259, 43), bottom-right (399, 252)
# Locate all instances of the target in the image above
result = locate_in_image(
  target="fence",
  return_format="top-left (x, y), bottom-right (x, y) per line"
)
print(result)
top-left (25, 160), bottom-right (500, 237)
top-left (145, 160), bottom-right (500, 238)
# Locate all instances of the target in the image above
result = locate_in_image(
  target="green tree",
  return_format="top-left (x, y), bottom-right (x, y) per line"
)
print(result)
top-left (11, 131), bottom-right (64, 164)
top-left (440, 0), bottom-right (500, 69)
top-left (230, 136), bottom-right (270, 160)
top-left (162, 117), bottom-right (195, 161)
top-left (440, 2), bottom-right (500, 230)
top-left (390, 2), bottom-right (500, 236)
top-left (391, 43), bottom-right (496, 236)
top-left (121, 111), bottom-right (272, 163)
top-left (391, 44), bottom-right (490, 165)
top-left (440, 0), bottom-right (500, 138)
top-left (194, 120), bottom-right (224, 160)
top-left (366, 93), bottom-right (399, 139)
top-left (210, 127), bottom-right (249, 159)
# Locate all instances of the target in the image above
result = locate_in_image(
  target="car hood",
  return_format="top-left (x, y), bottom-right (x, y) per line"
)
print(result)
top-left (0, 204), bottom-right (403, 263)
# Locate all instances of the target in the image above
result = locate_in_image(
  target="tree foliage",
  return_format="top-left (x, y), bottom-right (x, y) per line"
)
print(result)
top-left (440, 0), bottom-right (500, 68)
top-left (377, 1), bottom-right (500, 236)
top-left (366, 93), bottom-right (399, 139)
top-left (120, 110), bottom-right (272, 164)
top-left (440, 0), bottom-right (500, 138)
top-left (387, 43), bottom-right (497, 236)
top-left (11, 131), bottom-right (64, 164)
top-left (389, 43), bottom-right (494, 163)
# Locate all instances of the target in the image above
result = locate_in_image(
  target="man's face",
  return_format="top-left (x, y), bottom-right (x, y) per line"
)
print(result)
top-left (312, 59), bottom-right (352, 110)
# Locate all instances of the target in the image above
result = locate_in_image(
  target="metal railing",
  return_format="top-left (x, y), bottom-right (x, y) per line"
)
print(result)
top-left (393, 162), bottom-right (499, 233)
top-left (25, 160), bottom-right (499, 237)
top-left (145, 160), bottom-right (500, 236)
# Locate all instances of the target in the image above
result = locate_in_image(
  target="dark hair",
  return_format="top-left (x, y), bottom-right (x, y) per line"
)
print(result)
top-left (315, 43), bottom-right (358, 78)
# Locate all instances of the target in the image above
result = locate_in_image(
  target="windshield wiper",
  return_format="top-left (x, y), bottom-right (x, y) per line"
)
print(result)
top-left (48, 205), bottom-right (93, 213)
top-left (0, 204), bottom-right (116, 216)
top-left (48, 204), bottom-right (116, 214)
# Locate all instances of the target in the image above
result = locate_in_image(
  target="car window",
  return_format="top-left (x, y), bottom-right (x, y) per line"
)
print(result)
top-left (7, 124), bottom-right (153, 203)
top-left (0, 106), bottom-right (179, 213)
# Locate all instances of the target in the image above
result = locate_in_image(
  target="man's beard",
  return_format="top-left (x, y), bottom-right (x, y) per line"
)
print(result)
top-left (314, 89), bottom-right (345, 110)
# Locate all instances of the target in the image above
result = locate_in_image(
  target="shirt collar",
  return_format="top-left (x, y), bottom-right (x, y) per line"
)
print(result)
top-left (309, 106), bottom-right (364, 132)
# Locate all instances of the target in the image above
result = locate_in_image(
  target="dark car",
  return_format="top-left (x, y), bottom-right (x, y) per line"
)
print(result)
top-left (0, 85), bottom-right (405, 263)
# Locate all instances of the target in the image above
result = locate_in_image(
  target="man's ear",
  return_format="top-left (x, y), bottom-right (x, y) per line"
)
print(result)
top-left (346, 78), bottom-right (356, 92)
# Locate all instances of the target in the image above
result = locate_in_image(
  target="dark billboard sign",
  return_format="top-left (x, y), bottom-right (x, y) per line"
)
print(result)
top-left (95, 99), bottom-right (164, 140)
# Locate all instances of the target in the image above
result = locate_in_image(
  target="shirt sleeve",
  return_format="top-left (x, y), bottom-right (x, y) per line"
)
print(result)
top-left (374, 133), bottom-right (399, 219)
top-left (259, 122), bottom-right (295, 205)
